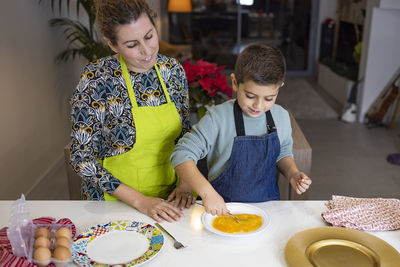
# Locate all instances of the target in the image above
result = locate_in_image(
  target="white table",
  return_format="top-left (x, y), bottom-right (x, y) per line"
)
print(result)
top-left (1, 200), bottom-right (399, 266)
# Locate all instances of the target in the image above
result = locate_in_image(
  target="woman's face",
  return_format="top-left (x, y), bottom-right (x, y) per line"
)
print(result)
top-left (106, 13), bottom-right (159, 73)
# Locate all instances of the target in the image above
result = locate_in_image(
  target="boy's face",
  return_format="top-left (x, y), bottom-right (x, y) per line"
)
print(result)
top-left (231, 74), bottom-right (282, 118)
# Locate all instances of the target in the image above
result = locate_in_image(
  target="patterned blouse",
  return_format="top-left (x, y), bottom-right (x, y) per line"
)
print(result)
top-left (69, 54), bottom-right (190, 200)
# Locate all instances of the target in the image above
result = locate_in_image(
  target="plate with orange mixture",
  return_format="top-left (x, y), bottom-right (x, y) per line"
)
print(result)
top-left (201, 203), bottom-right (269, 237)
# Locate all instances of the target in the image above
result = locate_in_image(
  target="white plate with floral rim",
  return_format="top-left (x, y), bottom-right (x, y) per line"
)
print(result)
top-left (72, 220), bottom-right (163, 266)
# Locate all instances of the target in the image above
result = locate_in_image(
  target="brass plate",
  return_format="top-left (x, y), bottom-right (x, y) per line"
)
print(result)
top-left (306, 239), bottom-right (379, 267)
top-left (285, 227), bottom-right (400, 267)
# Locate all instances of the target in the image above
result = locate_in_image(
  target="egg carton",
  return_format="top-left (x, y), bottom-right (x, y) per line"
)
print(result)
top-left (7, 194), bottom-right (73, 267)
top-left (29, 223), bottom-right (73, 266)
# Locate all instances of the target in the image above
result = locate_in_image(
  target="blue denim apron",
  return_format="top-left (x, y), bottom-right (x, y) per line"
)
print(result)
top-left (210, 100), bottom-right (281, 202)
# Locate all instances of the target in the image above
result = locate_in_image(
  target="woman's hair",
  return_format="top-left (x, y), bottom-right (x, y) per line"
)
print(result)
top-left (93, 0), bottom-right (157, 45)
top-left (234, 43), bottom-right (286, 86)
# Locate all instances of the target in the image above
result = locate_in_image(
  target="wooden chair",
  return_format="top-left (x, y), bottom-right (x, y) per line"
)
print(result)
top-left (277, 112), bottom-right (312, 200)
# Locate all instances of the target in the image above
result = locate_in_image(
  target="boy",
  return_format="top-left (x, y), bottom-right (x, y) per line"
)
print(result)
top-left (171, 43), bottom-right (312, 216)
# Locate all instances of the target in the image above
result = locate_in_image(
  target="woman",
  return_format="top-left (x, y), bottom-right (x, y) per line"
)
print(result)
top-left (69, 0), bottom-right (194, 222)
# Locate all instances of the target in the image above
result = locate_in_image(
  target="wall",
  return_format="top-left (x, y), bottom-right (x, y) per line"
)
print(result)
top-left (148, 0), bottom-right (167, 40)
top-left (358, 0), bottom-right (400, 122)
top-left (0, 1), bottom-right (85, 199)
top-left (315, 0), bottom-right (337, 72)
top-left (316, 0), bottom-right (400, 123)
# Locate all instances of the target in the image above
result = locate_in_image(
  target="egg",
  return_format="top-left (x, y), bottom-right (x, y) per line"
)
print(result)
top-left (55, 236), bottom-right (70, 248)
top-left (33, 236), bottom-right (51, 249)
top-left (53, 246), bottom-right (71, 261)
top-left (55, 227), bottom-right (71, 239)
top-left (33, 247), bottom-right (51, 266)
top-left (212, 213), bottom-right (263, 234)
top-left (35, 227), bottom-right (51, 239)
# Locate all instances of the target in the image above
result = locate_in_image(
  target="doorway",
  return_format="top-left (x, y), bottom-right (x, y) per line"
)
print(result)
top-left (168, 0), bottom-right (318, 75)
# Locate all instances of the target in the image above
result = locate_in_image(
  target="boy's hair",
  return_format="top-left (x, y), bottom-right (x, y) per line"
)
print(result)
top-left (234, 43), bottom-right (286, 86)
top-left (93, 0), bottom-right (157, 45)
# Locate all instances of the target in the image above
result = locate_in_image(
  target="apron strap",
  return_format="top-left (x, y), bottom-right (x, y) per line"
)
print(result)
top-left (234, 100), bottom-right (245, 136)
top-left (120, 55), bottom-right (138, 108)
top-left (154, 64), bottom-right (172, 103)
top-left (233, 100), bottom-right (276, 136)
top-left (266, 110), bottom-right (277, 133)
top-left (119, 55), bottom-right (172, 109)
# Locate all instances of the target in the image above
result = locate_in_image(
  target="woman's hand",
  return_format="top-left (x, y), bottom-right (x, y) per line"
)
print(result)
top-left (112, 184), bottom-right (183, 223)
top-left (167, 180), bottom-right (196, 209)
top-left (289, 172), bottom-right (312, 194)
top-left (202, 191), bottom-right (228, 216)
top-left (135, 195), bottom-right (184, 223)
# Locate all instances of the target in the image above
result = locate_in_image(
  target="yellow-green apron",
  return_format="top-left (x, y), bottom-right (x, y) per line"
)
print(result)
top-left (103, 55), bottom-right (182, 200)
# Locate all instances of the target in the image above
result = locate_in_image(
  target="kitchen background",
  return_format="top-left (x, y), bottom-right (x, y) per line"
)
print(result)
top-left (0, 0), bottom-right (399, 200)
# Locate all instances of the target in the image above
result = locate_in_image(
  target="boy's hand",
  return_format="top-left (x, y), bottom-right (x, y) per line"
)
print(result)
top-left (202, 191), bottom-right (228, 216)
top-left (289, 172), bottom-right (312, 194)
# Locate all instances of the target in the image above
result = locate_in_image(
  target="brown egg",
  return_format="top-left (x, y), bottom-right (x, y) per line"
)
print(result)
top-left (55, 227), bottom-right (71, 239)
top-left (35, 227), bottom-right (51, 239)
top-left (53, 246), bottom-right (71, 261)
top-left (33, 247), bottom-right (51, 265)
top-left (34, 236), bottom-right (51, 249)
top-left (55, 236), bottom-right (70, 248)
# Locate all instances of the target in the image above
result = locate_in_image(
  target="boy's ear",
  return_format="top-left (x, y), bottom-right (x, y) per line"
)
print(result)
top-left (230, 73), bottom-right (238, 92)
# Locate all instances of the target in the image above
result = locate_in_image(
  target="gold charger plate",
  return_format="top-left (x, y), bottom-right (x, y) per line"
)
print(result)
top-left (285, 226), bottom-right (400, 267)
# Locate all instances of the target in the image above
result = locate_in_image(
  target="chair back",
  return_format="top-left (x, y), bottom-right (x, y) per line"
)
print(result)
top-left (277, 111), bottom-right (312, 200)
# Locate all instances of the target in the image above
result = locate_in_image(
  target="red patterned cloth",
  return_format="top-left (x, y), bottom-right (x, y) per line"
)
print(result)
top-left (0, 217), bottom-right (76, 267)
top-left (322, 195), bottom-right (400, 231)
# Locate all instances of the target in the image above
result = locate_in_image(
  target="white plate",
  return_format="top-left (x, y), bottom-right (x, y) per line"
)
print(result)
top-left (86, 230), bottom-right (149, 265)
top-left (72, 220), bottom-right (164, 266)
top-left (201, 202), bottom-right (269, 237)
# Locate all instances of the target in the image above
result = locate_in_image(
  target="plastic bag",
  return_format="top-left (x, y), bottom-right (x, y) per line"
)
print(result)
top-left (7, 194), bottom-right (32, 258)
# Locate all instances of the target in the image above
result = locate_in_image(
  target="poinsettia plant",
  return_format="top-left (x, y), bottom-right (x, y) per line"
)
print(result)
top-left (182, 59), bottom-right (233, 119)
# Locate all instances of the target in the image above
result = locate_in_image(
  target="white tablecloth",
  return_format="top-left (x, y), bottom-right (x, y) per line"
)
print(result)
top-left (1, 200), bottom-right (399, 266)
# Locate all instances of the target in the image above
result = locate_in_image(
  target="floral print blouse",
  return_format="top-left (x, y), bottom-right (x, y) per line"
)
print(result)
top-left (69, 54), bottom-right (190, 200)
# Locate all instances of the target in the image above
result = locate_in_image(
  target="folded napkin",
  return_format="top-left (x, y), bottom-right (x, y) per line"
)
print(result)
top-left (0, 217), bottom-right (76, 267)
top-left (321, 195), bottom-right (400, 231)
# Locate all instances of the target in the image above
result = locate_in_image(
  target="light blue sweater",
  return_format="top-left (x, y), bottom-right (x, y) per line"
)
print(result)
top-left (171, 100), bottom-right (294, 182)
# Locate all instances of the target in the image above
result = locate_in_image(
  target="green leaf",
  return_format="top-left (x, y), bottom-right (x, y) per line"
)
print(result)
top-left (38, 0), bottom-right (107, 63)
top-left (197, 106), bottom-right (207, 120)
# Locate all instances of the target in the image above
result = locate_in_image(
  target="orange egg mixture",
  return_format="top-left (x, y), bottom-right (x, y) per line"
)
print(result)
top-left (212, 214), bottom-right (262, 234)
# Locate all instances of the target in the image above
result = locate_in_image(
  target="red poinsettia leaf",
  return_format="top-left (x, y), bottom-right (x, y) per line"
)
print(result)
top-left (212, 76), bottom-right (233, 97)
top-left (182, 61), bottom-right (197, 83)
top-left (185, 70), bottom-right (196, 83)
top-left (199, 76), bottom-right (213, 91)
top-left (196, 59), bottom-right (218, 76)
top-left (186, 59), bottom-right (234, 106)
top-left (208, 88), bottom-right (218, 97)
